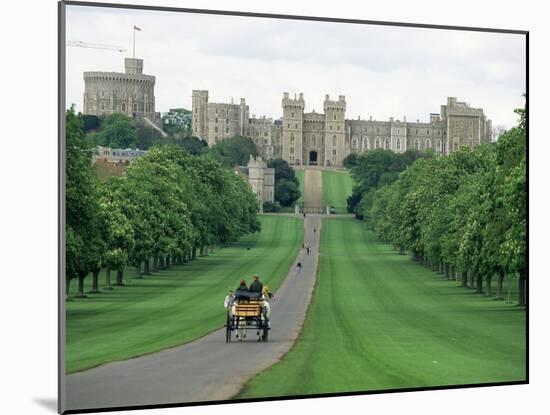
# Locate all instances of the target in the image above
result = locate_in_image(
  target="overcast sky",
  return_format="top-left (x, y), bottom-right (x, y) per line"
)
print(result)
top-left (65, 5), bottom-right (526, 129)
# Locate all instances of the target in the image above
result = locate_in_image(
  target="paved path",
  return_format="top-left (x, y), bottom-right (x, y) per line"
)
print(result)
top-left (65, 215), bottom-right (322, 412)
top-left (303, 169), bottom-right (323, 213)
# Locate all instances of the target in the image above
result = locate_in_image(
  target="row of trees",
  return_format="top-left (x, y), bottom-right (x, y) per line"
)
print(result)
top-left (66, 107), bottom-right (261, 298)
top-left (353, 106), bottom-right (526, 305)
top-left (346, 148), bottom-right (435, 218)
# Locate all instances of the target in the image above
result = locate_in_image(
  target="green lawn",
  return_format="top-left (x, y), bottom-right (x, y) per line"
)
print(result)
top-left (322, 170), bottom-right (353, 213)
top-left (239, 217), bottom-right (526, 398)
top-left (66, 215), bottom-right (304, 374)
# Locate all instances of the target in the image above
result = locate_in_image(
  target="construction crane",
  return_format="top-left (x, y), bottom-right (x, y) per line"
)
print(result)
top-left (66, 40), bottom-right (127, 53)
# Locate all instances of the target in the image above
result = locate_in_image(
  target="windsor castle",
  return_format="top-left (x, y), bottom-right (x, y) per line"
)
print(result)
top-left (81, 56), bottom-right (492, 169)
top-left (192, 91), bottom-right (492, 167)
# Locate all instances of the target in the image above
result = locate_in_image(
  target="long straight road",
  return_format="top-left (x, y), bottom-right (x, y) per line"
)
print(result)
top-left (65, 215), bottom-right (322, 412)
top-left (303, 168), bottom-right (323, 213)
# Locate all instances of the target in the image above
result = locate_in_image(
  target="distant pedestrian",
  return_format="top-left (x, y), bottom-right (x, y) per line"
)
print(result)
top-left (313, 228), bottom-right (316, 234)
top-left (303, 213), bottom-right (306, 218)
top-left (306, 246), bottom-right (310, 255)
top-left (295, 262), bottom-right (302, 273)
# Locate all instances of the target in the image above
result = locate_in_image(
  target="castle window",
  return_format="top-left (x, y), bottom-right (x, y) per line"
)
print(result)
top-left (416, 129), bottom-right (418, 134)
top-left (290, 147), bottom-right (294, 154)
top-left (334, 115), bottom-right (336, 120)
top-left (332, 135), bottom-right (336, 146)
top-left (215, 127), bottom-right (218, 133)
top-left (312, 135), bottom-right (316, 146)
top-left (384, 138), bottom-right (389, 149)
top-left (215, 118), bottom-right (218, 123)
top-left (396, 139), bottom-right (401, 150)
top-left (226, 128), bottom-right (229, 133)
top-left (291, 112), bottom-right (294, 118)
top-left (122, 103), bottom-right (126, 111)
top-left (426, 139), bottom-right (432, 149)
top-left (333, 149), bottom-right (336, 155)
top-left (427, 130), bottom-right (430, 135)
top-left (295, 123), bottom-right (298, 129)
top-left (100, 102), bottom-right (105, 110)
top-left (287, 123), bottom-right (290, 128)
top-left (290, 134), bottom-right (295, 144)
top-left (337, 126), bottom-right (340, 131)
top-left (133, 103), bottom-right (137, 112)
top-left (437, 140), bottom-right (442, 151)
top-left (215, 109), bottom-right (218, 114)
top-left (101, 91), bottom-right (104, 97)
top-left (377, 127), bottom-right (379, 133)
top-left (330, 125), bottom-right (333, 131)
top-left (414, 139), bottom-right (420, 150)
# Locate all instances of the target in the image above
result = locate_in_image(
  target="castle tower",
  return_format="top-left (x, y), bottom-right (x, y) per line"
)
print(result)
top-left (239, 98), bottom-right (249, 136)
top-left (192, 90), bottom-right (209, 140)
top-left (124, 58), bottom-right (143, 74)
top-left (282, 92), bottom-right (305, 165)
top-left (323, 94), bottom-right (346, 166)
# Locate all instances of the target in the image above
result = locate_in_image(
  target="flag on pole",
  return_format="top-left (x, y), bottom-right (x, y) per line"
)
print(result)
top-left (134, 25), bottom-right (142, 31)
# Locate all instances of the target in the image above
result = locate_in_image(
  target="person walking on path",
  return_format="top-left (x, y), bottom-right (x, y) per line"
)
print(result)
top-left (295, 262), bottom-right (302, 274)
top-left (306, 246), bottom-right (310, 255)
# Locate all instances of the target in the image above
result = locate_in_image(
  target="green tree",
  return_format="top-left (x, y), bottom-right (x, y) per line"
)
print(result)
top-left (275, 179), bottom-right (300, 207)
top-left (65, 106), bottom-right (103, 297)
top-left (208, 136), bottom-right (258, 167)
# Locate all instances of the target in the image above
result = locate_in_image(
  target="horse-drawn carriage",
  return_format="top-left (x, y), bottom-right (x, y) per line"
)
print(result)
top-left (225, 291), bottom-right (270, 343)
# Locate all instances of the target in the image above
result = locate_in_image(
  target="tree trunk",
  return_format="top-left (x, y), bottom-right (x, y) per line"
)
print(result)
top-left (469, 270), bottom-right (475, 288)
top-left (444, 263), bottom-right (450, 279)
top-left (485, 275), bottom-right (492, 296)
top-left (90, 269), bottom-right (100, 293)
top-left (115, 270), bottom-right (124, 286)
top-left (135, 264), bottom-right (142, 278)
top-left (439, 260), bottom-right (444, 274)
top-left (518, 270), bottom-right (526, 306)
top-left (200, 245), bottom-right (204, 256)
top-left (105, 269), bottom-right (113, 290)
top-left (77, 273), bottom-right (87, 298)
top-left (153, 256), bottom-right (158, 272)
top-left (192, 247), bottom-right (197, 259)
top-left (450, 265), bottom-right (456, 281)
top-left (460, 269), bottom-right (467, 287)
top-left (476, 274), bottom-right (483, 294)
top-left (204, 246), bottom-right (209, 256)
top-left (144, 259), bottom-right (151, 275)
top-left (495, 270), bottom-right (504, 299)
top-left (159, 256), bottom-right (165, 269)
top-left (165, 255), bottom-right (171, 268)
top-left (66, 276), bottom-right (71, 297)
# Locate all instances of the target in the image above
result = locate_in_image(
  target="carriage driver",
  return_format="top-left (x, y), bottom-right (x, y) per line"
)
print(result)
top-left (249, 275), bottom-right (263, 293)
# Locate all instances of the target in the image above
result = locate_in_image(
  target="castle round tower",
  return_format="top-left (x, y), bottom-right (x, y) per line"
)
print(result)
top-left (83, 58), bottom-right (157, 121)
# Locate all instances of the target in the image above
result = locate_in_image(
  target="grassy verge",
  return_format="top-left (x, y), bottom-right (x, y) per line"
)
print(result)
top-left (66, 215), bottom-right (304, 374)
top-left (322, 170), bottom-right (352, 213)
top-left (239, 217), bottom-right (526, 398)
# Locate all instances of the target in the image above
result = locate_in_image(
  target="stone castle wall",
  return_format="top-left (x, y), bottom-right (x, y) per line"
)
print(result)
top-left (191, 89), bottom-right (493, 167)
